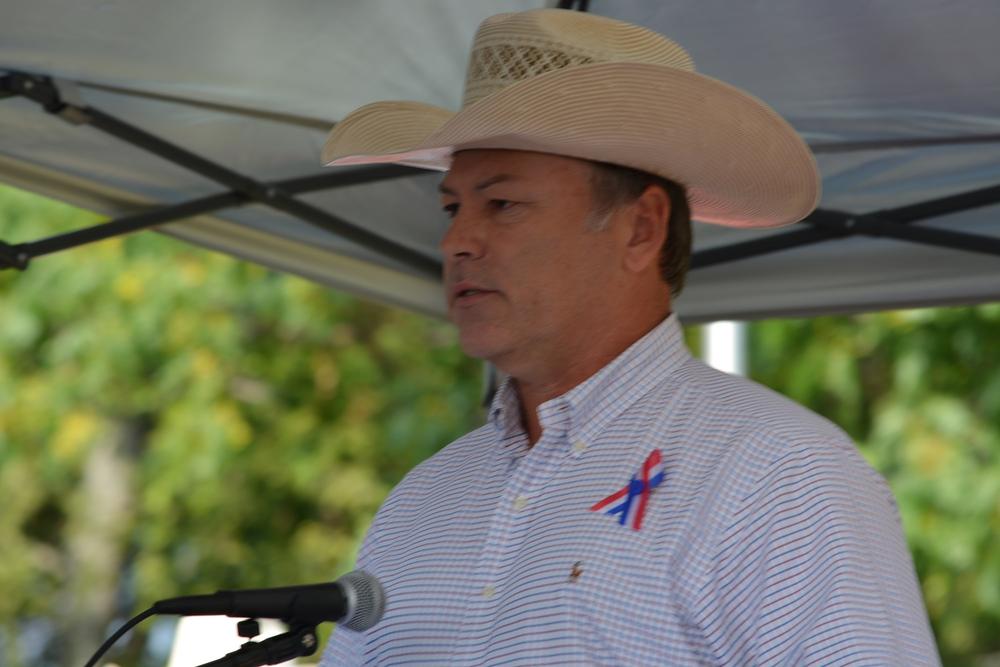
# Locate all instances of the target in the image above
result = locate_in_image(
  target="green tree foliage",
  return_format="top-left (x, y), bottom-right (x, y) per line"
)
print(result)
top-left (750, 309), bottom-right (1000, 665)
top-left (0, 185), bottom-right (482, 664)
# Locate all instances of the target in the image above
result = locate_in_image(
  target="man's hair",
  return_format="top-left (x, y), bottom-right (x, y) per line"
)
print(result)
top-left (587, 161), bottom-right (692, 298)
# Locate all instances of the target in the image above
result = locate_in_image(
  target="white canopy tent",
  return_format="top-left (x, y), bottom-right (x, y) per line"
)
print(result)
top-left (2, 0), bottom-right (999, 321)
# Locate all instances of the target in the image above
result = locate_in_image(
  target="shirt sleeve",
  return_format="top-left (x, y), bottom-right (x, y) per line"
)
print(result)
top-left (319, 621), bottom-right (367, 667)
top-left (685, 436), bottom-right (941, 666)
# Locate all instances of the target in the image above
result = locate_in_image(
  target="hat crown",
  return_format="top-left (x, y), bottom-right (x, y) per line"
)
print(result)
top-left (462, 9), bottom-right (696, 107)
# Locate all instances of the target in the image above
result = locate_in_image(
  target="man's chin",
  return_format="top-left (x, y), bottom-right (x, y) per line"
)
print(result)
top-left (457, 328), bottom-right (511, 362)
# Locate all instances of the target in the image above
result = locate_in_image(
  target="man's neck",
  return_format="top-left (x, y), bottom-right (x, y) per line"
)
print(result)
top-left (512, 311), bottom-right (671, 446)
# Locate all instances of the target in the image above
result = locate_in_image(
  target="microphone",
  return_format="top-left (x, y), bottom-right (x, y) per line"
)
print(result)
top-left (151, 570), bottom-right (385, 631)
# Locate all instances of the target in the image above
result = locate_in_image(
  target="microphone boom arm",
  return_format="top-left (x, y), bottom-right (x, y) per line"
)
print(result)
top-left (195, 623), bottom-right (319, 667)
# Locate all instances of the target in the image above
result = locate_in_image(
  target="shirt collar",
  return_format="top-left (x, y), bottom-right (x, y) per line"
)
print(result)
top-left (489, 374), bottom-right (522, 437)
top-left (488, 313), bottom-right (690, 446)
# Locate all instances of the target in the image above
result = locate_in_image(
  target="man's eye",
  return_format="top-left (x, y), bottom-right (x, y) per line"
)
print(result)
top-left (442, 203), bottom-right (459, 218)
top-left (490, 199), bottom-right (515, 211)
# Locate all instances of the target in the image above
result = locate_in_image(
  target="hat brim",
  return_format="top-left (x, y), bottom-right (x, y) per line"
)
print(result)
top-left (322, 62), bottom-right (820, 228)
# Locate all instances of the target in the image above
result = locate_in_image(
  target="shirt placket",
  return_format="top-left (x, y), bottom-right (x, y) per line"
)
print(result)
top-left (462, 402), bottom-right (572, 647)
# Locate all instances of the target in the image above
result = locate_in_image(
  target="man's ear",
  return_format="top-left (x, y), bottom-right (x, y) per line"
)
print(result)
top-left (622, 184), bottom-right (670, 274)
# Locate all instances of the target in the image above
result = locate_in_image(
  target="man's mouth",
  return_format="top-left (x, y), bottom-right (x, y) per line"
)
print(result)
top-left (452, 284), bottom-right (498, 305)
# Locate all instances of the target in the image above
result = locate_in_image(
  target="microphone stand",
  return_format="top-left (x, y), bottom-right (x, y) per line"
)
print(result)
top-left (195, 620), bottom-right (320, 667)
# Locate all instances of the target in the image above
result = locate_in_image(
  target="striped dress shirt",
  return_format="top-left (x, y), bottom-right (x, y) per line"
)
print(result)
top-left (321, 314), bottom-right (940, 665)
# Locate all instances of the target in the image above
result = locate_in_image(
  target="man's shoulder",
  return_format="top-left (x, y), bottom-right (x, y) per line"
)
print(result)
top-left (387, 422), bottom-right (496, 499)
top-left (669, 355), bottom-right (850, 447)
top-left (356, 422), bottom-right (496, 559)
top-left (649, 356), bottom-right (881, 520)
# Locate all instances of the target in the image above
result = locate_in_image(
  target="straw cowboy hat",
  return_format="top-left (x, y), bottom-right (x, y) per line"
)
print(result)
top-left (322, 8), bottom-right (820, 228)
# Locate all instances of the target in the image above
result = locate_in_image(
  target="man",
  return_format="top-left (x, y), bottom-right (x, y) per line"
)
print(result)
top-left (319, 9), bottom-right (939, 665)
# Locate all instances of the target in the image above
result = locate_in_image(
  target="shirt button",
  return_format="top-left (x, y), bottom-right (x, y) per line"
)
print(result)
top-left (513, 495), bottom-right (528, 511)
top-left (482, 585), bottom-right (496, 599)
top-left (572, 440), bottom-right (588, 454)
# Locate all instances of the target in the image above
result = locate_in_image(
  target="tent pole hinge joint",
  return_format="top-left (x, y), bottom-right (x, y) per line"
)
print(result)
top-left (0, 240), bottom-right (31, 271)
top-left (807, 215), bottom-right (861, 238)
top-left (0, 71), bottom-right (92, 125)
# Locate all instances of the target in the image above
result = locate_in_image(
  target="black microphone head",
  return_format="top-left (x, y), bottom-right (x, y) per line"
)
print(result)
top-left (337, 570), bottom-right (385, 631)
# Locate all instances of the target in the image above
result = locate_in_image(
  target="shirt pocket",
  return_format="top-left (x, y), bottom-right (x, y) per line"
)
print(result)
top-left (559, 515), bottom-right (671, 663)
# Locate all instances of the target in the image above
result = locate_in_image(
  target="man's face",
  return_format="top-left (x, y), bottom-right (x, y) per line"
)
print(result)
top-left (438, 150), bottom-right (621, 370)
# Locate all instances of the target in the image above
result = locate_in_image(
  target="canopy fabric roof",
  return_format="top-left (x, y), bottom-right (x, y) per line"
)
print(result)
top-left (2, 0), bottom-right (998, 321)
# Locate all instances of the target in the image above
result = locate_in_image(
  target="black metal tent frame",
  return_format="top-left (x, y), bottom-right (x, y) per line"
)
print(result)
top-left (2, 68), bottom-right (1000, 283)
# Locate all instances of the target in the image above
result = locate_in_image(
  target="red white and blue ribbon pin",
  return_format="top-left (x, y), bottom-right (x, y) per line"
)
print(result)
top-left (590, 449), bottom-right (665, 531)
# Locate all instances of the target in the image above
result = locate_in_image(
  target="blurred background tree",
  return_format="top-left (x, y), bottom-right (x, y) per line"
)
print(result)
top-left (1, 184), bottom-right (998, 665)
top-left (0, 185), bottom-right (483, 665)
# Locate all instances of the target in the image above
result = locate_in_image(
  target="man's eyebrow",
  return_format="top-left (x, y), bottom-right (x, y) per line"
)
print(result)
top-left (438, 174), bottom-right (517, 196)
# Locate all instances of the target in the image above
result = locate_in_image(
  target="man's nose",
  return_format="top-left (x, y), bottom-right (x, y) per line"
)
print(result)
top-left (439, 209), bottom-right (486, 261)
